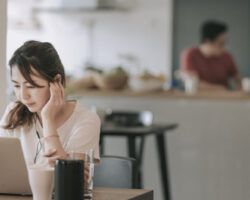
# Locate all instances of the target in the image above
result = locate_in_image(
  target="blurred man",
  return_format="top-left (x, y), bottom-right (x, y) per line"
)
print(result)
top-left (180, 20), bottom-right (241, 90)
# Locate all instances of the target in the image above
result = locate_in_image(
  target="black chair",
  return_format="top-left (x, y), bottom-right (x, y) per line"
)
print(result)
top-left (93, 156), bottom-right (136, 189)
top-left (100, 110), bottom-right (178, 200)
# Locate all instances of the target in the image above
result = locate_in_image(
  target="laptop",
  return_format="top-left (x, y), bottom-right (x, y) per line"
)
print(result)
top-left (0, 137), bottom-right (32, 196)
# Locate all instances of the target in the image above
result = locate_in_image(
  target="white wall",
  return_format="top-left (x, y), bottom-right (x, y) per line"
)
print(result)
top-left (92, 0), bottom-right (173, 76)
top-left (0, 0), bottom-right (7, 115)
top-left (7, 0), bottom-right (173, 78)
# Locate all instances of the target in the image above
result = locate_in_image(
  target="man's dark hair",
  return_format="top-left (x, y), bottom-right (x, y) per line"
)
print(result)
top-left (201, 20), bottom-right (228, 43)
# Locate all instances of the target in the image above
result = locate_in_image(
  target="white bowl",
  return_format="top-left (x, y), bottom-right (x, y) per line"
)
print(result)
top-left (242, 78), bottom-right (250, 93)
top-left (129, 77), bottom-right (164, 92)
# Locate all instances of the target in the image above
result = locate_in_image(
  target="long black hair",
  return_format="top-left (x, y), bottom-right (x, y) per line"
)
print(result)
top-left (4, 40), bottom-right (66, 130)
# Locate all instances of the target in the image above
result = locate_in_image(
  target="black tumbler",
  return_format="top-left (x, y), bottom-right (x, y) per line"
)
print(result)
top-left (55, 159), bottom-right (84, 200)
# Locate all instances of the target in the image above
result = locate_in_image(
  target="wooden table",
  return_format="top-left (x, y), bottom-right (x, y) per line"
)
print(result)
top-left (0, 188), bottom-right (153, 200)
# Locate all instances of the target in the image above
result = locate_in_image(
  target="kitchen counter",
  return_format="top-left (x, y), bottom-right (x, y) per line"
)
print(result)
top-left (73, 90), bottom-right (250, 200)
top-left (70, 89), bottom-right (250, 101)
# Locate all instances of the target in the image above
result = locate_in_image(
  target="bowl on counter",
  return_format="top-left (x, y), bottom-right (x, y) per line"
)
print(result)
top-left (93, 69), bottom-right (128, 90)
top-left (129, 77), bottom-right (165, 92)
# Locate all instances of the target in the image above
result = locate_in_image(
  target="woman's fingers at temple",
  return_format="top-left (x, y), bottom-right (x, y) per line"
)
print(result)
top-left (51, 83), bottom-right (58, 105)
top-left (50, 83), bottom-right (60, 104)
top-left (51, 82), bottom-right (64, 104)
top-left (41, 80), bottom-right (66, 120)
top-left (58, 82), bottom-right (64, 100)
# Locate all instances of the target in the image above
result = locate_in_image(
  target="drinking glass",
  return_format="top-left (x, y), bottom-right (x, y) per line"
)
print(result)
top-left (68, 149), bottom-right (95, 199)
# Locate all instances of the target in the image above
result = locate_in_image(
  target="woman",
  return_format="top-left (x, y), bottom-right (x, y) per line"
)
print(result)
top-left (0, 40), bottom-right (100, 168)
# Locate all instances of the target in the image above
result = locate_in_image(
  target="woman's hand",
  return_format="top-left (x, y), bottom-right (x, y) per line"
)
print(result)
top-left (41, 75), bottom-right (65, 124)
top-left (84, 166), bottom-right (90, 185)
top-left (43, 149), bottom-right (66, 167)
top-left (43, 149), bottom-right (90, 184)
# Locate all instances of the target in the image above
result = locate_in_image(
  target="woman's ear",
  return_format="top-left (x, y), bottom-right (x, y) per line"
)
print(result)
top-left (54, 74), bottom-right (61, 83)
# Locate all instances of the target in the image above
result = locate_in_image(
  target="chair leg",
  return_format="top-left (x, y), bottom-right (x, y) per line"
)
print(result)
top-left (156, 133), bottom-right (171, 200)
top-left (100, 135), bottom-right (104, 155)
top-left (137, 137), bottom-right (145, 188)
top-left (127, 136), bottom-right (145, 189)
top-left (127, 137), bottom-right (138, 188)
top-left (128, 137), bottom-right (136, 158)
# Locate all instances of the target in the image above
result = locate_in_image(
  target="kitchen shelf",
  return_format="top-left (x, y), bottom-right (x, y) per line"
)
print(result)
top-left (32, 6), bottom-right (131, 14)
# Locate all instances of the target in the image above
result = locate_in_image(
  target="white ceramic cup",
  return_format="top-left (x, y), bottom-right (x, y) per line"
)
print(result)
top-left (28, 165), bottom-right (54, 200)
top-left (242, 78), bottom-right (250, 93)
top-left (184, 76), bottom-right (199, 95)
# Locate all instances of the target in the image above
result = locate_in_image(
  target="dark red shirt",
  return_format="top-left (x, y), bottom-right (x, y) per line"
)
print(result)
top-left (181, 47), bottom-right (239, 87)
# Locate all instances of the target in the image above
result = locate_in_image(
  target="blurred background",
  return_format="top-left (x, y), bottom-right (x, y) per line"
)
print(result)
top-left (7, 0), bottom-right (171, 78)
top-left (1, 0), bottom-right (250, 200)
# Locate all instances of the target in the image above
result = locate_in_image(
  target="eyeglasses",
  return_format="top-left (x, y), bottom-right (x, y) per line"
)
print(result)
top-left (34, 130), bottom-right (43, 164)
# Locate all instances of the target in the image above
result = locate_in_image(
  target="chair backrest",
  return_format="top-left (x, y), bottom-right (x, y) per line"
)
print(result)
top-left (93, 156), bottom-right (136, 189)
top-left (104, 110), bottom-right (153, 127)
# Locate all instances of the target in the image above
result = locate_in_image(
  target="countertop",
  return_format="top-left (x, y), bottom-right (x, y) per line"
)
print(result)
top-left (70, 89), bottom-right (250, 101)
